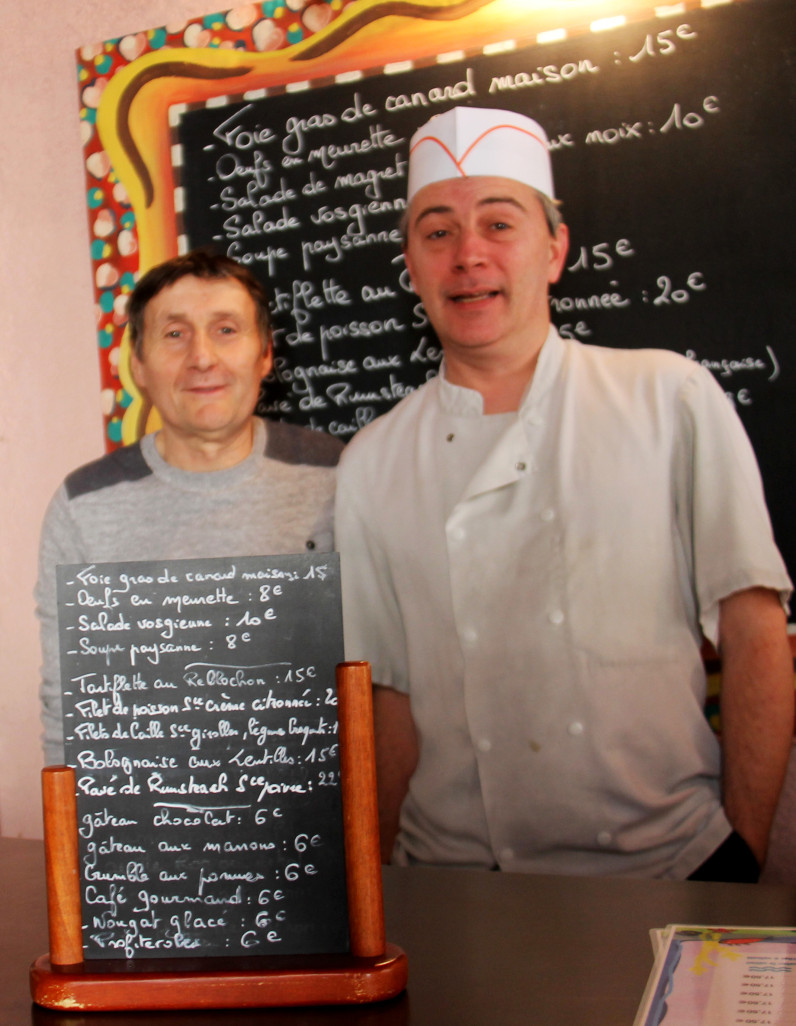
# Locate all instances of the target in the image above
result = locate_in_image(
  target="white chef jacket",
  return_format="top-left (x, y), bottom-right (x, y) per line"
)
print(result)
top-left (335, 328), bottom-right (791, 878)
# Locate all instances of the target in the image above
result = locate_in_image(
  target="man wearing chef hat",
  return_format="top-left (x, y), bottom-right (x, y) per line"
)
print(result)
top-left (335, 106), bottom-right (793, 880)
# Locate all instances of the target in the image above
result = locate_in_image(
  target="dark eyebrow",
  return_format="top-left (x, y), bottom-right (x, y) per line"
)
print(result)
top-left (412, 194), bottom-right (527, 230)
top-left (478, 196), bottom-right (528, 211)
top-left (156, 310), bottom-right (243, 324)
top-left (412, 204), bottom-right (454, 230)
top-left (150, 312), bottom-right (189, 329)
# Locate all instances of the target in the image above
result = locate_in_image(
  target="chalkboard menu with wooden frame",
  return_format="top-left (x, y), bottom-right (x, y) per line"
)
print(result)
top-left (30, 554), bottom-right (406, 1011)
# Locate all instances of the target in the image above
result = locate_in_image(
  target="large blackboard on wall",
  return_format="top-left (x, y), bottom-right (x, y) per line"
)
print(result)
top-left (58, 553), bottom-right (348, 960)
top-left (176, 0), bottom-right (795, 581)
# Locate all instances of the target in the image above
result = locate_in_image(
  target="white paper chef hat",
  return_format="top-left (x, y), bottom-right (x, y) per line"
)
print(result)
top-left (407, 106), bottom-right (555, 203)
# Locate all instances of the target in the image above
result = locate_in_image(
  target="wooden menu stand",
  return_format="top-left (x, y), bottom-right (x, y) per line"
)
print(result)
top-left (30, 661), bottom-right (408, 1011)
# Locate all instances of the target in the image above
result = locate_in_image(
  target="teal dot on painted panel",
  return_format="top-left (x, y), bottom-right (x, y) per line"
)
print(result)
top-left (121, 272), bottom-right (136, 290)
top-left (90, 239), bottom-right (108, 259)
top-left (287, 24), bottom-right (303, 43)
top-left (82, 107), bottom-right (97, 125)
top-left (95, 54), bottom-right (113, 73)
top-left (98, 327), bottom-right (114, 349)
top-left (87, 187), bottom-right (104, 209)
top-left (99, 291), bottom-right (115, 313)
top-left (263, 2), bottom-right (280, 16)
top-left (148, 28), bottom-right (167, 48)
top-left (120, 211), bottom-right (136, 229)
top-left (107, 419), bottom-right (123, 444)
top-left (203, 12), bottom-right (225, 28)
top-left (119, 390), bottom-right (133, 409)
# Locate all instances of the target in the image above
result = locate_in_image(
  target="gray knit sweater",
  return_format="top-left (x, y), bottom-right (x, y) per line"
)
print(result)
top-left (35, 418), bottom-right (343, 764)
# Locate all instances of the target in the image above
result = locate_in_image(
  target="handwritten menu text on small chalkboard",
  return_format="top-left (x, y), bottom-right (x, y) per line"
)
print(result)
top-left (57, 554), bottom-right (349, 960)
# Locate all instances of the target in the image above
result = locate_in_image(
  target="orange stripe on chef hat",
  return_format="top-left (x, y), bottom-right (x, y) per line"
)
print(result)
top-left (458, 123), bottom-right (550, 169)
top-left (408, 133), bottom-right (467, 177)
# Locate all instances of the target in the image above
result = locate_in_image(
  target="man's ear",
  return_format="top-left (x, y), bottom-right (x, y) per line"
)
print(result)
top-left (130, 347), bottom-right (147, 391)
top-left (548, 223), bottom-right (570, 285)
top-left (260, 333), bottom-right (274, 379)
top-left (403, 249), bottom-right (418, 295)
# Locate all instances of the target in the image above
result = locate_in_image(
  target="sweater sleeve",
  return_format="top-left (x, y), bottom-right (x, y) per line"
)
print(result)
top-left (35, 485), bottom-right (85, 765)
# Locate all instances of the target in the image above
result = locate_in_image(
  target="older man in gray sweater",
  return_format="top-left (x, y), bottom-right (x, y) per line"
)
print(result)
top-left (36, 250), bottom-right (341, 765)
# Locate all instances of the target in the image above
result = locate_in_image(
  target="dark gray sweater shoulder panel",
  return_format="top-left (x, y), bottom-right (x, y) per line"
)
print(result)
top-left (263, 420), bottom-right (344, 467)
top-left (64, 443), bottom-right (151, 500)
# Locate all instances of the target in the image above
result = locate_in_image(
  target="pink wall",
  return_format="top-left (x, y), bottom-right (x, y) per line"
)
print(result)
top-left (0, 0), bottom-right (218, 838)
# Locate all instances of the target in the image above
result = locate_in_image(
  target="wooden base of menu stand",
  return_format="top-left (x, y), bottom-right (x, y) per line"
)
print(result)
top-left (30, 661), bottom-right (408, 1010)
top-left (29, 947), bottom-right (408, 1011)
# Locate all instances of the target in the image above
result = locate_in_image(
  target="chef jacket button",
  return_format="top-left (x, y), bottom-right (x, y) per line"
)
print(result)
top-left (540, 507), bottom-right (556, 522)
top-left (477, 738), bottom-right (492, 753)
top-left (515, 461), bottom-right (527, 472)
top-left (597, 831), bottom-right (612, 847)
top-left (548, 609), bottom-right (565, 625)
top-left (567, 721), bottom-right (585, 737)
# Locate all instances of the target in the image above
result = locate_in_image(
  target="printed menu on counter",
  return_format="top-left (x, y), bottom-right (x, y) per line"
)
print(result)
top-left (57, 553), bottom-right (349, 960)
top-left (634, 926), bottom-right (796, 1026)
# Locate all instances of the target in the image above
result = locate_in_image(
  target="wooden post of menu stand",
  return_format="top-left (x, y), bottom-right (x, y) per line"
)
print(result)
top-left (30, 661), bottom-right (407, 1011)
